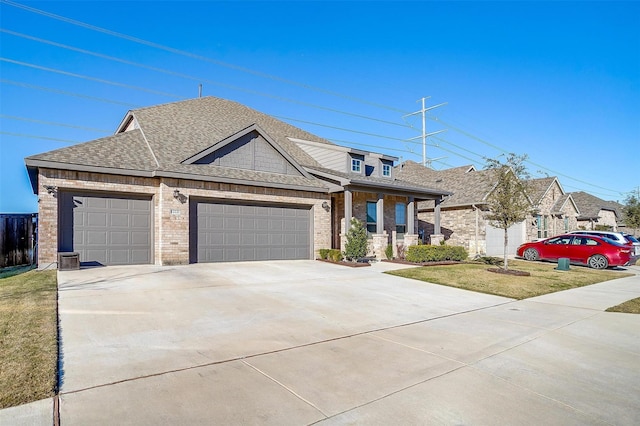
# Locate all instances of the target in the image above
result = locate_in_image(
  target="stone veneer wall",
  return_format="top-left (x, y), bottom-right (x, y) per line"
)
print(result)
top-left (37, 168), bottom-right (330, 268)
top-left (419, 206), bottom-right (488, 252)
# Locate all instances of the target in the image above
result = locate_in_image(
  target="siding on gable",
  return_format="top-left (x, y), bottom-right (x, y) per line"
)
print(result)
top-left (195, 132), bottom-right (301, 176)
top-left (296, 144), bottom-right (346, 172)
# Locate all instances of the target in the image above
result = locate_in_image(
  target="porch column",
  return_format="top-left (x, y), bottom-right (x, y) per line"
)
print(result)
top-left (407, 197), bottom-right (415, 234)
top-left (376, 193), bottom-right (384, 234)
top-left (344, 189), bottom-right (352, 228)
top-left (430, 197), bottom-right (444, 245)
top-left (434, 197), bottom-right (442, 235)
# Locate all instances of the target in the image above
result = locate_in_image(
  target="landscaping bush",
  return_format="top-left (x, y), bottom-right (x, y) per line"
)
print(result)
top-left (318, 249), bottom-right (330, 260)
top-left (344, 218), bottom-right (368, 261)
top-left (329, 249), bottom-right (343, 262)
top-left (405, 245), bottom-right (468, 263)
top-left (385, 244), bottom-right (394, 260)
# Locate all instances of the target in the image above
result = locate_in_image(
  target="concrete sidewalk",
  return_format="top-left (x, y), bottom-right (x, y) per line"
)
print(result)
top-left (2, 261), bottom-right (639, 425)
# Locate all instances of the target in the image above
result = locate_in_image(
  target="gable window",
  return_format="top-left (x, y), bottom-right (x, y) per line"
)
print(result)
top-left (395, 203), bottom-right (406, 237)
top-left (351, 158), bottom-right (362, 173)
top-left (564, 217), bottom-right (569, 232)
top-left (382, 164), bottom-right (391, 177)
top-left (366, 201), bottom-right (377, 235)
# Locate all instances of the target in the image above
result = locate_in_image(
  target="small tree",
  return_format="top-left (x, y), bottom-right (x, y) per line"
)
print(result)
top-left (623, 191), bottom-right (640, 236)
top-left (344, 218), bottom-right (368, 261)
top-left (484, 153), bottom-right (532, 270)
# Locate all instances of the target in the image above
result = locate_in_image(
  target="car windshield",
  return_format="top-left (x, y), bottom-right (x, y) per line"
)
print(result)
top-left (624, 234), bottom-right (639, 243)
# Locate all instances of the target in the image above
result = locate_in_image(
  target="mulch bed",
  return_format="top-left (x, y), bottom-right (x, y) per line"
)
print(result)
top-left (487, 267), bottom-right (531, 276)
top-left (316, 259), bottom-right (371, 267)
top-left (382, 259), bottom-right (464, 267)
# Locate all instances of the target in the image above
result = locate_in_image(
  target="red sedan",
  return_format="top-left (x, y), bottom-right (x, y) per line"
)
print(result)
top-left (517, 234), bottom-right (633, 269)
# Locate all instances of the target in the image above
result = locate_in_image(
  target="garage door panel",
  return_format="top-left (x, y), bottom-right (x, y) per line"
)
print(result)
top-left (195, 201), bottom-right (310, 262)
top-left (88, 212), bottom-right (107, 227)
top-left (61, 193), bottom-right (152, 265)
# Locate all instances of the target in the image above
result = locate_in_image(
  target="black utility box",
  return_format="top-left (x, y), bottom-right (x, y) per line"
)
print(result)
top-left (58, 252), bottom-right (80, 270)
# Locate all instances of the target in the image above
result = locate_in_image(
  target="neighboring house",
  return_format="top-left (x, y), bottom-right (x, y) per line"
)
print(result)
top-left (25, 97), bottom-right (449, 267)
top-left (396, 161), bottom-right (580, 256)
top-left (395, 160), bottom-right (500, 255)
top-left (570, 191), bottom-right (620, 231)
top-left (526, 177), bottom-right (579, 240)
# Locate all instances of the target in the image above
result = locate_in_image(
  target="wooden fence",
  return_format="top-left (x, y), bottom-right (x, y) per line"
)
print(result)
top-left (0, 213), bottom-right (37, 268)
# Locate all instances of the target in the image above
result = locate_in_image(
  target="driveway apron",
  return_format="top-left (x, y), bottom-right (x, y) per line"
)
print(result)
top-left (53, 261), bottom-right (640, 425)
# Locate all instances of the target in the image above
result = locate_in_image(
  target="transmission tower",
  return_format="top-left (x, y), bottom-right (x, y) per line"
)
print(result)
top-left (404, 97), bottom-right (447, 168)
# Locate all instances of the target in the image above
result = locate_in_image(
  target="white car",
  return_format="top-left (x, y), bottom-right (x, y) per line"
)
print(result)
top-left (567, 230), bottom-right (640, 256)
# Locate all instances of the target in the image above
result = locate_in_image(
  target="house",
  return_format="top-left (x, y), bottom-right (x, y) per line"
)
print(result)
top-left (570, 191), bottom-right (620, 231)
top-left (526, 177), bottom-right (579, 240)
top-left (396, 161), bottom-right (580, 256)
top-left (25, 97), bottom-right (449, 267)
top-left (395, 161), bottom-right (497, 254)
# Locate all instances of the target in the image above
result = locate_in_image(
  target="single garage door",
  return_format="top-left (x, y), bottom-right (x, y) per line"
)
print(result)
top-left (193, 201), bottom-right (311, 262)
top-left (485, 221), bottom-right (526, 256)
top-left (59, 192), bottom-right (152, 265)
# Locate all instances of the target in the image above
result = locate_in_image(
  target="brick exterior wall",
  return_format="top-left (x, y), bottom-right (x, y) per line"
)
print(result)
top-left (37, 168), bottom-right (330, 268)
top-left (419, 206), bottom-right (488, 252)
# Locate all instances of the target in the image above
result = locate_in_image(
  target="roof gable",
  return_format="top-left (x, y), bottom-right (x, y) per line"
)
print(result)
top-left (182, 124), bottom-right (309, 178)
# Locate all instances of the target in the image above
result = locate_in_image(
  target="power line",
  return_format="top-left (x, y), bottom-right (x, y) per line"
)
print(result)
top-left (1, 0), bottom-right (406, 114)
top-left (0, 114), bottom-right (111, 133)
top-left (0, 29), bottom-right (411, 130)
top-left (1, 79), bottom-right (141, 107)
top-left (0, 58), bottom-right (185, 99)
top-left (1, 1), bottom-right (630, 197)
top-left (0, 131), bottom-right (77, 143)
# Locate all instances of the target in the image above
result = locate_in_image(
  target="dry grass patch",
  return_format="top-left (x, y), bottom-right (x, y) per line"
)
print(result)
top-left (606, 297), bottom-right (640, 314)
top-left (386, 260), bottom-right (633, 299)
top-left (0, 268), bottom-right (58, 408)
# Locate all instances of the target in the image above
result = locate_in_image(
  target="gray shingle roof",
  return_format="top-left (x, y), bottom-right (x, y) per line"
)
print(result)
top-left (527, 177), bottom-right (557, 205)
top-left (395, 160), bottom-right (496, 209)
top-left (570, 191), bottom-right (619, 219)
top-left (130, 97), bottom-right (329, 169)
top-left (26, 129), bottom-right (158, 172)
top-left (26, 97), bottom-right (336, 190)
top-left (305, 165), bottom-right (451, 197)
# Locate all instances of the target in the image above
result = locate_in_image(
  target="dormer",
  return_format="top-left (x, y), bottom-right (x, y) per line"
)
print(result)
top-left (291, 138), bottom-right (398, 179)
top-left (349, 153), bottom-right (365, 175)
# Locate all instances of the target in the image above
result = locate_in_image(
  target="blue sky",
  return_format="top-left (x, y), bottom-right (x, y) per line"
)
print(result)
top-left (1, 0), bottom-right (639, 213)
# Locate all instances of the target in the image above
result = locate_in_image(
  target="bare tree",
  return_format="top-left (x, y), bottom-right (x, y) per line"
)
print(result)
top-left (484, 153), bottom-right (533, 270)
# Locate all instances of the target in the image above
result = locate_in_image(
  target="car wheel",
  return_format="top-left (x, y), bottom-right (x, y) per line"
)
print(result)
top-left (523, 248), bottom-right (539, 261)
top-left (588, 254), bottom-right (608, 269)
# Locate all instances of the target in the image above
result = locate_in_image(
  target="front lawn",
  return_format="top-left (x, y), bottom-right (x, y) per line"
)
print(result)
top-left (606, 297), bottom-right (640, 314)
top-left (386, 260), bottom-right (633, 300)
top-left (0, 267), bottom-right (58, 408)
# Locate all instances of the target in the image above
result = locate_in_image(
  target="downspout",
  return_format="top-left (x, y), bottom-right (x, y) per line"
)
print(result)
top-left (472, 204), bottom-right (479, 257)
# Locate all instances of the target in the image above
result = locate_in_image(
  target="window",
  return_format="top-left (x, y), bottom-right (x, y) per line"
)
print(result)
top-left (351, 158), bottom-right (362, 173)
top-left (382, 164), bottom-right (391, 177)
top-left (366, 201), bottom-right (377, 235)
top-left (537, 214), bottom-right (549, 239)
top-left (395, 203), bottom-right (406, 237)
top-left (564, 217), bottom-right (569, 232)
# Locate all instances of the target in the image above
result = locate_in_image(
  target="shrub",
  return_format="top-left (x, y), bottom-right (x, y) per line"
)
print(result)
top-left (405, 245), bottom-right (468, 263)
top-left (476, 256), bottom-right (503, 266)
top-left (318, 249), bottom-right (330, 260)
top-left (396, 244), bottom-right (406, 260)
top-left (329, 249), bottom-right (343, 262)
top-left (385, 244), bottom-right (394, 260)
top-left (344, 218), bottom-right (368, 261)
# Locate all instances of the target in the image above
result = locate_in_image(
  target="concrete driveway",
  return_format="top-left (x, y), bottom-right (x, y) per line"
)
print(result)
top-left (11, 261), bottom-right (640, 424)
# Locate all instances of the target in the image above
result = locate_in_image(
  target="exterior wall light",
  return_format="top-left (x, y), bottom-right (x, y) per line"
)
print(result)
top-left (43, 185), bottom-right (57, 196)
top-left (322, 201), bottom-right (330, 211)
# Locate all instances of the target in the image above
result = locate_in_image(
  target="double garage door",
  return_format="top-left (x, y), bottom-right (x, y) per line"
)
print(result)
top-left (59, 193), bottom-right (311, 265)
top-left (59, 192), bottom-right (153, 266)
top-left (192, 201), bottom-right (311, 263)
